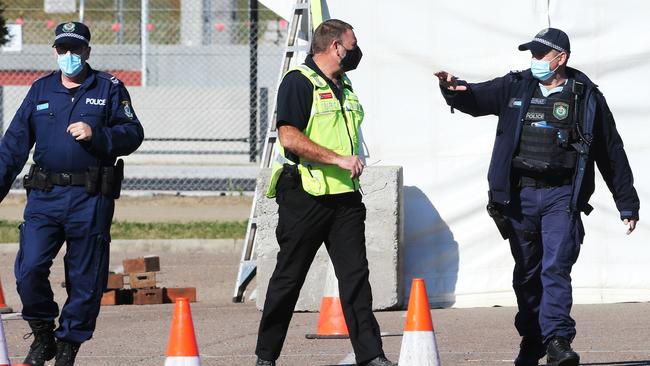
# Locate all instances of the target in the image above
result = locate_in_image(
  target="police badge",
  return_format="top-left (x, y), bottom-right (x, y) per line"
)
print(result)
top-left (553, 102), bottom-right (569, 120)
top-left (62, 22), bottom-right (76, 32)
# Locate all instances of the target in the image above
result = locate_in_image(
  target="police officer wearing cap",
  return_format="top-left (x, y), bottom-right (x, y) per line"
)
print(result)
top-left (254, 19), bottom-right (395, 366)
top-left (0, 22), bottom-right (144, 365)
top-left (435, 28), bottom-right (639, 366)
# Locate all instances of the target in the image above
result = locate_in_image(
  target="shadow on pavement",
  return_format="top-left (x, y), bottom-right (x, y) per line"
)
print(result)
top-left (573, 361), bottom-right (650, 366)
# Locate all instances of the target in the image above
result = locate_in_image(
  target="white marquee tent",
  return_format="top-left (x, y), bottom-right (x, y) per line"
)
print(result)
top-left (259, 0), bottom-right (650, 308)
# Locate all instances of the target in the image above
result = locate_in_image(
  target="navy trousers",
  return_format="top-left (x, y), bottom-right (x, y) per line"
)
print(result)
top-left (504, 185), bottom-right (584, 344)
top-left (14, 186), bottom-right (114, 344)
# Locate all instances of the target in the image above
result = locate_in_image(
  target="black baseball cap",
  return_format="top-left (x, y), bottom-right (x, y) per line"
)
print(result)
top-left (53, 22), bottom-right (91, 47)
top-left (518, 28), bottom-right (570, 55)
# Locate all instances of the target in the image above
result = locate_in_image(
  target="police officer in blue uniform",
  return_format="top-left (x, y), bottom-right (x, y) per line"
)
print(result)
top-left (0, 22), bottom-right (144, 366)
top-left (435, 28), bottom-right (639, 366)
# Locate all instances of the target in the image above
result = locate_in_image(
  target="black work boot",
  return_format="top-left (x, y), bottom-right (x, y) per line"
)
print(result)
top-left (23, 320), bottom-right (57, 366)
top-left (54, 340), bottom-right (80, 366)
top-left (360, 355), bottom-right (398, 366)
top-left (255, 357), bottom-right (275, 366)
top-left (546, 336), bottom-right (579, 366)
top-left (514, 336), bottom-right (546, 366)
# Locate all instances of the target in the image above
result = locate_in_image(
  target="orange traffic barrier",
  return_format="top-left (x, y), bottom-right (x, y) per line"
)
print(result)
top-left (305, 262), bottom-right (349, 339)
top-left (398, 278), bottom-right (441, 366)
top-left (164, 297), bottom-right (201, 366)
top-left (0, 276), bottom-right (13, 314)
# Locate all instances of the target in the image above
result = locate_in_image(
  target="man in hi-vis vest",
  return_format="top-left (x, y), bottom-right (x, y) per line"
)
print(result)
top-left (254, 19), bottom-right (395, 366)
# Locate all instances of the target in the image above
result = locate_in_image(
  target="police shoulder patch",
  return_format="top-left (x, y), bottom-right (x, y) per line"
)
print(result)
top-left (121, 100), bottom-right (134, 119)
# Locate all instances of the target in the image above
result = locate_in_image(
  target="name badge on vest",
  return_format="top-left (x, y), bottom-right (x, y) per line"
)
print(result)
top-left (508, 98), bottom-right (522, 108)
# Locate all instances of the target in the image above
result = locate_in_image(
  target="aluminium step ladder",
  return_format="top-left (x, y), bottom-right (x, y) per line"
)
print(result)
top-left (233, 0), bottom-right (321, 302)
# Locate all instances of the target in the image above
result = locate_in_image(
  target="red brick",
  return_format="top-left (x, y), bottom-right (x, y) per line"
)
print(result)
top-left (101, 289), bottom-right (133, 306)
top-left (133, 288), bottom-right (163, 305)
top-left (123, 256), bottom-right (160, 274)
top-left (163, 287), bottom-right (197, 303)
top-left (107, 273), bottom-right (125, 290)
top-left (129, 272), bottom-right (156, 289)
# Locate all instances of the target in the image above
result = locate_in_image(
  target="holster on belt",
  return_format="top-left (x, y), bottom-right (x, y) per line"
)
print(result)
top-left (23, 165), bottom-right (53, 192)
top-left (486, 202), bottom-right (512, 240)
top-left (85, 166), bottom-right (100, 195)
top-left (101, 159), bottom-right (124, 199)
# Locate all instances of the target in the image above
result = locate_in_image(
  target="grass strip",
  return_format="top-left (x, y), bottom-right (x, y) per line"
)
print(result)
top-left (0, 220), bottom-right (247, 243)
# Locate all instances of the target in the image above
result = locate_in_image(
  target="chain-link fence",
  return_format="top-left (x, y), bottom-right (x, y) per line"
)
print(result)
top-left (1, 0), bottom-right (287, 192)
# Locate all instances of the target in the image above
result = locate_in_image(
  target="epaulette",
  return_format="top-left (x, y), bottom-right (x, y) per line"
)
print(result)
top-left (32, 71), bottom-right (55, 84)
top-left (97, 71), bottom-right (122, 85)
top-left (508, 70), bottom-right (524, 81)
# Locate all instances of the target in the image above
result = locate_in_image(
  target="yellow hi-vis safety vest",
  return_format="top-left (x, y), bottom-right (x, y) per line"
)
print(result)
top-left (266, 64), bottom-right (365, 198)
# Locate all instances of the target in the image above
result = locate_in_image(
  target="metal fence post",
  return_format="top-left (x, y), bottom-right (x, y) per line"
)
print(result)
top-left (141, 0), bottom-right (148, 87)
top-left (116, 0), bottom-right (125, 45)
top-left (0, 86), bottom-right (4, 138)
top-left (249, 0), bottom-right (258, 162)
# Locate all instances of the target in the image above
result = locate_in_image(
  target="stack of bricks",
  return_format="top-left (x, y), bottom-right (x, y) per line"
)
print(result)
top-left (101, 255), bottom-right (197, 306)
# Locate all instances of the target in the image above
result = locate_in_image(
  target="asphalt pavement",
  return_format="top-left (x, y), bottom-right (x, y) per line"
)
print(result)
top-left (1, 242), bottom-right (649, 366)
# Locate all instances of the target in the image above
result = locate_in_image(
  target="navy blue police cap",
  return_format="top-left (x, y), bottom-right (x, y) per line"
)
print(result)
top-left (518, 28), bottom-right (570, 55)
top-left (53, 22), bottom-right (91, 47)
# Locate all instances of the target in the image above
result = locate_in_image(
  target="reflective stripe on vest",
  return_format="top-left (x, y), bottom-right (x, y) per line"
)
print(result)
top-left (266, 65), bottom-right (364, 197)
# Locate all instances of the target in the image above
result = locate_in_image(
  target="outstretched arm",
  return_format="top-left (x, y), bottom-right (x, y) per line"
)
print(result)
top-left (435, 70), bottom-right (508, 117)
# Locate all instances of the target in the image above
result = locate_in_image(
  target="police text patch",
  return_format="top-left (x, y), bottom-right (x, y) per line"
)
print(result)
top-left (86, 98), bottom-right (106, 106)
top-left (525, 112), bottom-right (545, 121)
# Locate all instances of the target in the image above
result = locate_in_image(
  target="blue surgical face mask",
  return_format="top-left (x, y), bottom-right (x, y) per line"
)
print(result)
top-left (57, 52), bottom-right (84, 77)
top-left (531, 53), bottom-right (562, 81)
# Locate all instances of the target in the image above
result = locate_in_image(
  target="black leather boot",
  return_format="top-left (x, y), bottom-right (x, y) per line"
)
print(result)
top-left (360, 355), bottom-right (398, 366)
top-left (546, 336), bottom-right (579, 366)
top-left (255, 357), bottom-right (275, 366)
top-left (54, 340), bottom-right (80, 366)
top-left (22, 320), bottom-right (57, 366)
top-left (514, 336), bottom-right (546, 366)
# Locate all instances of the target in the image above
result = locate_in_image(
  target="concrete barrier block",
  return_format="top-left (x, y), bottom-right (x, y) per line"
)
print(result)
top-left (255, 166), bottom-right (404, 311)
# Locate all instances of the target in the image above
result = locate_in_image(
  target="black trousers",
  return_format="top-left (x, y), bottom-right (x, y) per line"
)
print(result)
top-left (255, 171), bottom-right (384, 363)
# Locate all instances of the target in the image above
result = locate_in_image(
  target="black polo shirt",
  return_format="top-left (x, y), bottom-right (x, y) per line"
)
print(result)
top-left (276, 55), bottom-right (345, 131)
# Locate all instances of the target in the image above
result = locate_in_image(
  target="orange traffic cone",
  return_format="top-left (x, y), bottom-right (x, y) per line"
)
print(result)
top-left (0, 276), bottom-right (13, 314)
top-left (164, 297), bottom-right (201, 366)
top-left (398, 278), bottom-right (442, 366)
top-left (1, 317), bottom-right (11, 366)
top-left (305, 261), bottom-right (349, 339)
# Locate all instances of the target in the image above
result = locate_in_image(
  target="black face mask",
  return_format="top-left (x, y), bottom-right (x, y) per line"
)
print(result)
top-left (340, 45), bottom-right (363, 72)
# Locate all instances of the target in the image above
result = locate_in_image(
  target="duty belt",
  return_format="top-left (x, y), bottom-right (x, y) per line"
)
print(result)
top-left (519, 175), bottom-right (572, 188)
top-left (23, 160), bottom-right (124, 199)
top-left (49, 172), bottom-right (86, 186)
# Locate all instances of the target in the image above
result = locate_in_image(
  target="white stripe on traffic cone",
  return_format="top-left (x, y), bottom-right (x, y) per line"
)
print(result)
top-left (0, 318), bottom-right (11, 366)
top-left (398, 278), bottom-right (442, 366)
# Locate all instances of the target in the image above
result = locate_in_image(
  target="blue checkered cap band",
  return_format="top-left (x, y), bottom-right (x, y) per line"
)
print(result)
top-left (533, 37), bottom-right (567, 53)
top-left (55, 32), bottom-right (89, 45)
